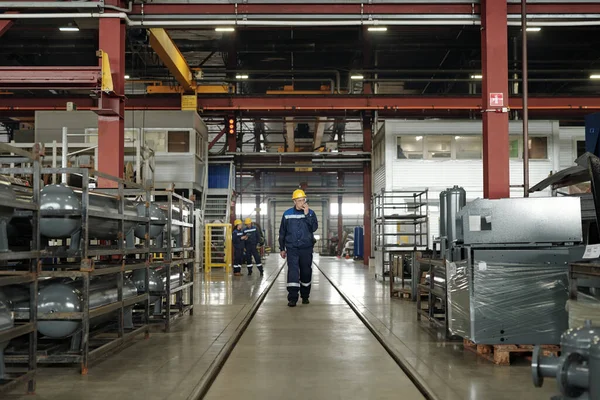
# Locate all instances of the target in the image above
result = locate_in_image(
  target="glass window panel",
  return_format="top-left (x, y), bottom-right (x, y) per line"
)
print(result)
top-left (144, 130), bottom-right (167, 152)
top-left (168, 131), bottom-right (190, 153)
top-left (528, 137), bottom-right (548, 160)
top-left (577, 140), bottom-right (586, 158)
top-left (509, 135), bottom-right (521, 159)
top-left (455, 136), bottom-right (482, 159)
top-left (397, 136), bottom-right (423, 159)
top-left (426, 136), bottom-right (451, 159)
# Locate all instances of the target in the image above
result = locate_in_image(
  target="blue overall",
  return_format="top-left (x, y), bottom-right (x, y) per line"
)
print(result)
top-left (232, 228), bottom-right (245, 273)
top-left (279, 207), bottom-right (318, 302)
top-left (243, 224), bottom-right (263, 272)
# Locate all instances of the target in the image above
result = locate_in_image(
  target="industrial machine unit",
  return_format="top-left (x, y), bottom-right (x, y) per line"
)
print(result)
top-left (447, 197), bottom-right (585, 345)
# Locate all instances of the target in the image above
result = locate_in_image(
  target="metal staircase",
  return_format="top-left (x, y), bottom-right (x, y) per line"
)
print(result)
top-left (202, 160), bottom-right (235, 271)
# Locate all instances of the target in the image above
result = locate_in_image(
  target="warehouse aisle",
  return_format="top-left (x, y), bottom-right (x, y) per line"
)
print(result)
top-left (6, 256), bottom-right (560, 400)
top-left (317, 257), bottom-right (558, 400)
top-left (204, 259), bottom-right (425, 400)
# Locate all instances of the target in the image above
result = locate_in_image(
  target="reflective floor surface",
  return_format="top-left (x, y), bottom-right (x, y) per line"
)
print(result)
top-left (5, 255), bottom-right (558, 400)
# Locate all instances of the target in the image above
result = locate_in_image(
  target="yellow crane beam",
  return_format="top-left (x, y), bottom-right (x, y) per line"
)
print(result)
top-left (148, 28), bottom-right (195, 92)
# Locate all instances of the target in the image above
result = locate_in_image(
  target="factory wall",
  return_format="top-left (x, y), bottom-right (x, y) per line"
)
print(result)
top-left (378, 119), bottom-right (583, 242)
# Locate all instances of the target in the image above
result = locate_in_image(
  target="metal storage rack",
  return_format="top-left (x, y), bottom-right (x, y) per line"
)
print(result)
top-left (416, 256), bottom-right (449, 335)
top-left (148, 191), bottom-right (195, 332)
top-left (0, 143), bottom-right (40, 395)
top-left (5, 168), bottom-right (151, 375)
top-left (373, 189), bottom-right (429, 300)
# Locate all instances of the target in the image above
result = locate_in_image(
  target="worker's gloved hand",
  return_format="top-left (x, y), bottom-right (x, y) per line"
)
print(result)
top-left (280, 251), bottom-right (286, 259)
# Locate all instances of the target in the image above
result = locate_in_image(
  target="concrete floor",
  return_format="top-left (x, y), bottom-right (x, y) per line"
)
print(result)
top-left (5, 255), bottom-right (558, 399)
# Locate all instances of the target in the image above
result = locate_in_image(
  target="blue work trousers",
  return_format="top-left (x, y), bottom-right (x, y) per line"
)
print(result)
top-left (286, 246), bottom-right (313, 302)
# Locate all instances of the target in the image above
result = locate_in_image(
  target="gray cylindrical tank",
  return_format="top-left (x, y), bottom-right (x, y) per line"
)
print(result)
top-left (131, 267), bottom-right (182, 304)
top-left (13, 278), bottom-right (138, 338)
top-left (0, 298), bottom-right (13, 348)
top-left (0, 184), bottom-right (16, 222)
top-left (0, 298), bottom-right (13, 379)
top-left (561, 323), bottom-right (600, 357)
top-left (446, 185), bottom-right (466, 245)
top-left (134, 203), bottom-right (166, 240)
top-left (439, 189), bottom-right (448, 238)
top-left (165, 209), bottom-right (182, 238)
top-left (40, 184), bottom-right (138, 240)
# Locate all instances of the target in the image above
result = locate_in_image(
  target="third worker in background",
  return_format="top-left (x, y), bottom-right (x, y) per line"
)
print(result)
top-left (243, 217), bottom-right (264, 276)
top-left (279, 189), bottom-right (318, 307)
top-left (232, 219), bottom-right (246, 276)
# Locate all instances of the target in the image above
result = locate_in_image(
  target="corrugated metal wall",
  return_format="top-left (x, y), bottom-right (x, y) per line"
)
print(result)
top-left (559, 126), bottom-right (584, 169)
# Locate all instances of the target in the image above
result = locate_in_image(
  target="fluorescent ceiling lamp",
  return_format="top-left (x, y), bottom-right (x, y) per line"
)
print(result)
top-left (591, 74), bottom-right (600, 79)
top-left (59, 26), bottom-right (79, 32)
top-left (368, 27), bottom-right (387, 32)
top-left (415, 136), bottom-right (423, 141)
top-left (124, 75), bottom-right (130, 79)
top-left (235, 74), bottom-right (249, 79)
top-left (350, 75), bottom-right (364, 80)
top-left (526, 27), bottom-right (541, 32)
top-left (471, 74), bottom-right (483, 79)
top-left (215, 27), bottom-right (235, 32)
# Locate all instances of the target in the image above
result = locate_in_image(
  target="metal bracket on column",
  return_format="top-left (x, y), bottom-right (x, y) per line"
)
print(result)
top-left (481, 107), bottom-right (510, 113)
top-left (93, 49), bottom-right (124, 117)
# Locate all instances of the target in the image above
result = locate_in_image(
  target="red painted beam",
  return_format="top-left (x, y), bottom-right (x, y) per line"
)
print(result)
top-left (481, 0), bottom-right (509, 200)
top-left (0, 67), bottom-right (101, 89)
top-left (131, 3), bottom-right (478, 15)
top-left (507, 3), bottom-right (600, 14)
top-left (2, 96), bottom-right (600, 112)
top-left (0, 19), bottom-right (13, 37)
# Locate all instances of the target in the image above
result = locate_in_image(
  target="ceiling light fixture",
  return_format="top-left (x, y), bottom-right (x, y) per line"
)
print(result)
top-left (471, 74), bottom-right (483, 79)
top-left (350, 75), bottom-right (364, 80)
top-left (215, 27), bottom-right (235, 32)
top-left (526, 27), bottom-right (541, 32)
top-left (59, 25), bottom-right (79, 32)
top-left (235, 74), bottom-right (249, 79)
top-left (591, 74), bottom-right (600, 79)
top-left (368, 27), bottom-right (387, 32)
top-left (124, 75), bottom-right (130, 79)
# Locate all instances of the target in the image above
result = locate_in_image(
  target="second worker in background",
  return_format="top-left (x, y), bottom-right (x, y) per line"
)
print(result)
top-left (243, 217), bottom-right (264, 276)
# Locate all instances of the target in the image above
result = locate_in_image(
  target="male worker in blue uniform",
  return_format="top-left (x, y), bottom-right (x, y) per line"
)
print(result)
top-left (243, 217), bottom-right (264, 276)
top-left (279, 189), bottom-right (318, 307)
top-left (232, 219), bottom-right (246, 276)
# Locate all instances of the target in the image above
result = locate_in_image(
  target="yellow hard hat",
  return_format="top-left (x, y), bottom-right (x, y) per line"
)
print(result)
top-left (292, 189), bottom-right (307, 200)
top-left (244, 217), bottom-right (252, 224)
top-left (234, 219), bottom-right (242, 226)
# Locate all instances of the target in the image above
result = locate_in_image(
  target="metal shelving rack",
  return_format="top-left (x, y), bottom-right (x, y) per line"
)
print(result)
top-left (5, 168), bottom-right (151, 375)
top-left (148, 191), bottom-right (195, 332)
top-left (0, 143), bottom-right (40, 395)
top-left (373, 189), bottom-right (429, 300)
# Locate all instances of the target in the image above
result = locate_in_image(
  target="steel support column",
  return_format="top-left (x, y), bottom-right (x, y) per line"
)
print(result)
top-left (98, 8), bottom-right (125, 188)
top-left (362, 114), bottom-right (372, 266)
top-left (337, 171), bottom-right (344, 257)
top-left (481, 0), bottom-right (510, 199)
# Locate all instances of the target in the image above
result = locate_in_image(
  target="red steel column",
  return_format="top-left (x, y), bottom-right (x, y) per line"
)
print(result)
top-left (362, 114), bottom-right (372, 265)
top-left (98, 8), bottom-right (125, 187)
top-left (481, 0), bottom-right (510, 199)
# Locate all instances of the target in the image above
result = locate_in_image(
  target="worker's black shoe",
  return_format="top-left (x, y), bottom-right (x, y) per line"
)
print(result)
top-left (258, 267), bottom-right (264, 276)
top-left (247, 269), bottom-right (253, 275)
top-left (302, 298), bottom-right (310, 305)
top-left (288, 301), bottom-right (297, 307)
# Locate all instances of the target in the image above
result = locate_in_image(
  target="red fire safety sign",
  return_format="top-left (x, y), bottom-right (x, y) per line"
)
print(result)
top-left (489, 93), bottom-right (504, 107)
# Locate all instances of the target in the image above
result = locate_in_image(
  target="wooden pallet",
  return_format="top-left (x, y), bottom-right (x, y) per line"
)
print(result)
top-left (463, 339), bottom-right (560, 365)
